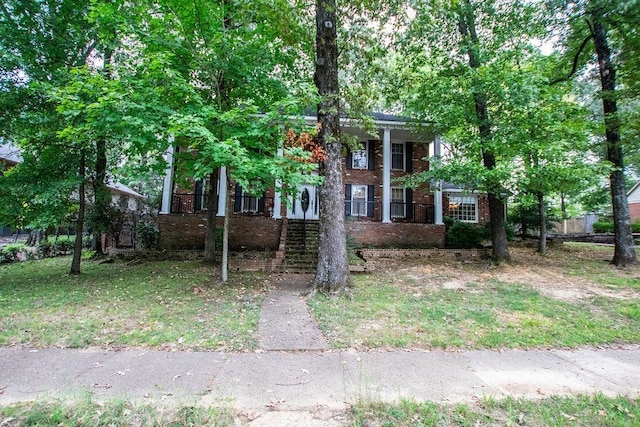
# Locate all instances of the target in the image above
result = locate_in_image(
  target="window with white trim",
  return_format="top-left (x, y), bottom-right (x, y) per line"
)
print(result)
top-left (391, 142), bottom-right (404, 170)
top-left (448, 194), bottom-right (478, 222)
top-left (391, 187), bottom-right (405, 218)
top-left (352, 185), bottom-right (368, 216)
top-left (351, 142), bottom-right (368, 169)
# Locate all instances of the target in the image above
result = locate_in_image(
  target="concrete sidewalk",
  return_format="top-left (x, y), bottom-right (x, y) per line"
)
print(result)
top-left (1, 345), bottom-right (639, 411)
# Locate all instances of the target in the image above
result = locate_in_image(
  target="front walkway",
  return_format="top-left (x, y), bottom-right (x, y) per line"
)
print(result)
top-left (258, 275), bottom-right (328, 351)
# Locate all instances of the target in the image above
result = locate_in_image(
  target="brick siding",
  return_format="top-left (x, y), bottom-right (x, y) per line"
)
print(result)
top-left (158, 214), bottom-right (282, 250)
top-left (346, 221), bottom-right (445, 248)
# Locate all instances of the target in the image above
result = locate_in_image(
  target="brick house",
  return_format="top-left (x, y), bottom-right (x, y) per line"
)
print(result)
top-left (157, 113), bottom-right (490, 251)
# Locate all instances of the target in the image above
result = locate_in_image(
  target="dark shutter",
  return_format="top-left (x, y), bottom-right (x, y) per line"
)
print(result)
top-left (345, 184), bottom-right (352, 216)
top-left (194, 180), bottom-right (203, 211)
top-left (406, 188), bottom-right (413, 219)
top-left (368, 140), bottom-right (376, 170)
top-left (346, 149), bottom-right (353, 170)
top-left (405, 142), bottom-right (413, 172)
top-left (258, 192), bottom-right (265, 213)
top-left (367, 185), bottom-right (374, 217)
top-left (234, 184), bottom-right (243, 212)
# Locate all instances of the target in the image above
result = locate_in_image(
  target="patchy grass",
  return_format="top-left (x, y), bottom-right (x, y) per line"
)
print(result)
top-left (0, 257), bottom-right (268, 351)
top-left (0, 397), bottom-right (234, 426)
top-left (351, 394), bottom-right (640, 427)
top-left (309, 244), bottom-right (640, 350)
top-left (561, 243), bottom-right (640, 290)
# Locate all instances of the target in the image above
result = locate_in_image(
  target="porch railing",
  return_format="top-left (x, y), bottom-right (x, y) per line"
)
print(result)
top-left (170, 193), bottom-right (274, 216)
top-left (345, 200), bottom-right (435, 224)
top-left (170, 193), bottom-right (434, 223)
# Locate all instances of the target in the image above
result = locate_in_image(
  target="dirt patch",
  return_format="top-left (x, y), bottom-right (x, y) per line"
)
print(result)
top-left (382, 245), bottom-right (640, 303)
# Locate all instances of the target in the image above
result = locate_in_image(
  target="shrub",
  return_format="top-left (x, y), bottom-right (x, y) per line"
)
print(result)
top-left (593, 221), bottom-right (614, 233)
top-left (2, 243), bottom-right (26, 262)
top-left (485, 221), bottom-right (515, 241)
top-left (53, 236), bottom-right (75, 254)
top-left (135, 220), bottom-right (159, 249)
top-left (632, 222), bottom-right (640, 233)
top-left (37, 240), bottom-right (53, 258)
top-left (446, 220), bottom-right (486, 249)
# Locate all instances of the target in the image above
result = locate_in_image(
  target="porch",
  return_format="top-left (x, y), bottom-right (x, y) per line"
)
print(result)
top-left (167, 192), bottom-right (436, 224)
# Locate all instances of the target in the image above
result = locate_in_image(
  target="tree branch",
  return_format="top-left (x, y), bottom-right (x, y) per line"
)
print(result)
top-left (550, 32), bottom-right (593, 85)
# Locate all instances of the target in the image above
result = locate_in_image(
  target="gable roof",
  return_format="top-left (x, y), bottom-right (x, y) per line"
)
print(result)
top-left (628, 180), bottom-right (640, 203)
top-left (106, 180), bottom-right (143, 199)
top-left (0, 143), bottom-right (22, 165)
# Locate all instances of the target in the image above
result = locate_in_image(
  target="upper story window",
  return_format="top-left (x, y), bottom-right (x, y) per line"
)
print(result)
top-left (448, 194), bottom-right (478, 223)
top-left (352, 142), bottom-right (368, 169)
top-left (392, 143), bottom-right (405, 170)
top-left (347, 141), bottom-right (375, 171)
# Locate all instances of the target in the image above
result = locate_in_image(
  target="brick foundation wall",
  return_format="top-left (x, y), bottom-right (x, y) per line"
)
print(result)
top-left (229, 216), bottom-right (281, 250)
top-left (630, 203), bottom-right (640, 222)
top-left (346, 221), bottom-right (445, 248)
top-left (157, 214), bottom-right (208, 249)
top-left (158, 214), bottom-right (282, 250)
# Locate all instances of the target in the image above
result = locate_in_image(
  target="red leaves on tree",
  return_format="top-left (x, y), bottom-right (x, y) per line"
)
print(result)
top-left (284, 126), bottom-right (328, 164)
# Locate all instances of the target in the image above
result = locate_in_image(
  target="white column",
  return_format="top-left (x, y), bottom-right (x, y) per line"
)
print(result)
top-left (433, 135), bottom-right (444, 225)
top-left (272, 148), bottom-right (283, 219)
top-left (382, 127), bottom-right (392, 223)
top-left (217, 166), bottom-right (227, 216)
top-left (160, 137), bottom-right (175, 214)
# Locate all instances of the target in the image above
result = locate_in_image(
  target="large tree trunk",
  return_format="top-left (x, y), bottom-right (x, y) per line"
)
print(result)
top-left (221, 169), bottom-right (230, 282)
top-left (537, 191), bottom-right (547, 255)
top-left (93, 137), bottom-right (110, 255)
top-left (70, 152), bottom-right (85, 275)
top-left (92, 48), bottom-right (113, 256)
top-left (591, 13), bottom-right (637, 266)
top-left (203, 169), bottom-right (219, 264)
top-left (458, 0), bottom-right (510, 262)
top-left (312, 0), bottom-right (348, 293)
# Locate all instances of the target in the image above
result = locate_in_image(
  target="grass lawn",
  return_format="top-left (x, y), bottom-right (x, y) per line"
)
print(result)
top-left (0, 245), bottom-right (639, 425)
top-left (309, 244), bottom-right (640, 350)
top-left (0, 257), bottom-right (268, 351)
top-left (1, 393), bottom-right (638, 426)
top-left (0, 397), bottom-right (235, 427)
top-left (352, 394), bottom-right (640, 427)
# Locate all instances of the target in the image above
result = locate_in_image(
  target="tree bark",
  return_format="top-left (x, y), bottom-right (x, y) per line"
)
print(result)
top-left (203, 169), bottom-right (219, 264)
top-left (591, 12), bottom-right (637, 266)
top-left (537, 191), bottom-right (547, 255)
top-left (312, 0), bottom-right (348, 293)
top-left (222, 169), bottom-right (230, 282)
top-left (92, 48), bottom-right (113, 256)
top-left (70, 152), bottom-right (85, 275)
top-left (458, 0), bottom-right (510, 262)
top-left (93, 137), bottom-right (110, 255)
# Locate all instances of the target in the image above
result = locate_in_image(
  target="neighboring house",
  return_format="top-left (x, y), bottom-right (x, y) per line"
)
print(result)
top-left (628, 180), bottom-right (640, 222)
top-left (105, 180), bottom-right (144, 213)
top-left (0, 142), bottom-right (22, 173)
top-left (0, 142), bottom-right (144, 242)
top-left (0, 143), bottom-right (24, 235)
top-left (157, 113), bottom-right (490, 250)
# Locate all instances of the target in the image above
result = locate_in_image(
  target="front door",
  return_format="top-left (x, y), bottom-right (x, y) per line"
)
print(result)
top-left (288, 185), bottom-right (319, 220)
